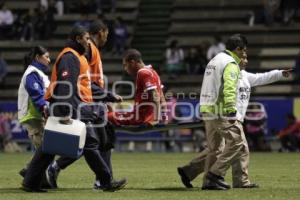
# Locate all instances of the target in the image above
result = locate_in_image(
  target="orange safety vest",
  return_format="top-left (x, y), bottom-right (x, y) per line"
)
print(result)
top-left (45, 47), bottom-right (93, 103)
top-left (89, 42), bottom-right (104, 88)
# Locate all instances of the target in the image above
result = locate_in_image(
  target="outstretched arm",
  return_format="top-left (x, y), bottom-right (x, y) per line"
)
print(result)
top-left (246, 69), bottom-right (292, 87)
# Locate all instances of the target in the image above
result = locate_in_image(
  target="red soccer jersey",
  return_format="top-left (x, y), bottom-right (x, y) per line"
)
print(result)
top-left (108, 65), bottom-right (163, 125)
top-left (133, 65), bottom-right (163, 123)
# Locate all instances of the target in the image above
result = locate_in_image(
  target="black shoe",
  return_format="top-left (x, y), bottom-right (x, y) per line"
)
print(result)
top-left (202, 180), bottom-right (228, 190)
top-left (206, 172), bottom-right (231, 189)
top-left (177, 167), bottom-right (193, 188)
top-left (45, 164), bottom-right (59, 189)
top-left (102, 178), bottom-right (128, 192)
top-left (19, 168), bottom-right (27, 178)
top-left (93, 178), bottom-right (128, 190)
top-left (41, 172), bottom-right (53, 189)
top-left (234, 183), bottom-right (259, 189)
top-left (94, 180), bottom-right (102, 190)
top-left (21, 183), bottom-right (47, 193)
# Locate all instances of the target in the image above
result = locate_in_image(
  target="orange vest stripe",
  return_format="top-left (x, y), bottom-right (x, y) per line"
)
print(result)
top-left (45, 47), bottom-right (93, 103)
top-left (89, 42), bottom-right (104, 88)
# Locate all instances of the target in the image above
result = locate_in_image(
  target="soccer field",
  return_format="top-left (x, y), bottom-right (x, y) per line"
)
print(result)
top-left (0, 152), bottom-right (300, 200)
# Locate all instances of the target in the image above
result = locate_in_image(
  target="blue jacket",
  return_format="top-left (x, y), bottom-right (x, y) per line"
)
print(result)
top-left (25, 61), bottom-right (48, 112)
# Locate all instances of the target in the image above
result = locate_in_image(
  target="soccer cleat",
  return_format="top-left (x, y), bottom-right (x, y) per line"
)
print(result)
top-left (177, 167), bottom-right (193, 188)
top-left (45, 164), bottom-right (60, 189)
top-left (102, 178), bottom-right (128, 192)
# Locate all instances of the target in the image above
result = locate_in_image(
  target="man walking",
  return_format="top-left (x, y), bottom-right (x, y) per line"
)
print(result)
top-left (21, 26), bottom-right (124, 192)
top-left (45, 20), bottom-right (127, 190)
top-left (184, 34), bottom-right (250, 190)
top-left (177, 36), bottom-right (291, 190)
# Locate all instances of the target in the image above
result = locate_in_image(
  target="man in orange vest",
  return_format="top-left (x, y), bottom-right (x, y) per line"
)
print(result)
top-left (45, 20), bottom-right (127, 190)
top-left (22, 25), bottom-right (125, 192)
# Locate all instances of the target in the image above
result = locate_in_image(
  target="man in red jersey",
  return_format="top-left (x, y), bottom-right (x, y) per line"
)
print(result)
top-left (108, 49), bottom-right (167, 126)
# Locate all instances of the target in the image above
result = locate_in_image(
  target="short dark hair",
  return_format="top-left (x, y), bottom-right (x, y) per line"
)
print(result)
top-left (123, 49), bottom-right (142, 62)
top-left (89, 20), bottom-right (107, 35)
top-left (24, 46), bottom-right (48, 68)
top-left (69, 25), bottom-right (88, 41)
top-left (225, 34), bottom-right (248, 51)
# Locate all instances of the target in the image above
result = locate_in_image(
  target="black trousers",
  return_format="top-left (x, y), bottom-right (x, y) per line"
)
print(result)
top-left (56, 125), bottom-right (113, 181)
top-left (56, 151), bottom-right (112, 175)
top-left (23, 123), bottom-right (112, 188)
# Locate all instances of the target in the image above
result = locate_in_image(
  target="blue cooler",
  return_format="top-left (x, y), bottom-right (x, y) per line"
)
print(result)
top-left (42, 117), bottom-right (87, 158)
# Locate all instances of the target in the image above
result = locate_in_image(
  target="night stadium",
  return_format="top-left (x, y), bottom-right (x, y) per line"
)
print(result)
top-left (0, 0), bottom-right (300, 199)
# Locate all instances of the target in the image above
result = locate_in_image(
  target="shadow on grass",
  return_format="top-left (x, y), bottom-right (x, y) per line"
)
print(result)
top-left (125, 187), bottom-right (199, 192)
top-left (0, 188), bottom-right (25, 193)
top-left (0, 187), bottom-right (93, 193)
top-left (57, 187), bottom-right (199, 192)
top-left (55, 188), bottom-right (95, 192)
top-left (0, 186), bottom-right (200, 193)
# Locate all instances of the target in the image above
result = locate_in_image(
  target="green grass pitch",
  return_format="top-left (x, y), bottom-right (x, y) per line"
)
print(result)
top-left (0, 152), bottom-right (300, 200)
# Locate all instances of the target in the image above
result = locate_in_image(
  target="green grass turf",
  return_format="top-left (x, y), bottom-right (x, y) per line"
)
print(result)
top-left (0, 152), bottom-right (300, 200)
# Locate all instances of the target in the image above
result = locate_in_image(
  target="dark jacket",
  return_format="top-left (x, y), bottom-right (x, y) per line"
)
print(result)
top-left (51, 40), bottom-right (118, 121)
top-left (50, 40), bottom-right (94, 121)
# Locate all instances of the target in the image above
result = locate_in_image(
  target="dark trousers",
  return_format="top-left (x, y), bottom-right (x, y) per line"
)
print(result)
top-left (56, 150), bottom-right (112, 182)
top-left (56, 125), bottom-right (113, 181)
top-left (23, 123), bottom-right (112, 188)
top-left (57, 151), bottom-right (112, 172)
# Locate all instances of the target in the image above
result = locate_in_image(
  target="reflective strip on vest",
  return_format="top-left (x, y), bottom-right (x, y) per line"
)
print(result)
top-left (89, 42), bottom-right (104, 88)
top-left (45, 47), bottom-right (93, 103)
top-left (200, 52), bottom-right (236, 106)
top-left (18, 66), bottom-right (50, 123)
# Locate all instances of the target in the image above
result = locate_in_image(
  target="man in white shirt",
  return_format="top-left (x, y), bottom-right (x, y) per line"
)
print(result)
top-left (0, 3), bottom-right (14, 39)
top-left (177, 54), bottom-right (292, 189)
top-left (206, 35), bottom-right (225, 60)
